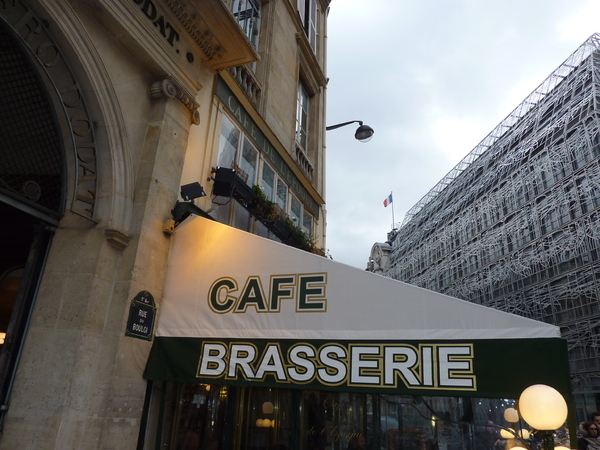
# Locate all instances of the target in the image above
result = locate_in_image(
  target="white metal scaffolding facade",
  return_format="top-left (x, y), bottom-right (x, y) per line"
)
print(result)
top-left (384, 35), bottom-right (600, 414)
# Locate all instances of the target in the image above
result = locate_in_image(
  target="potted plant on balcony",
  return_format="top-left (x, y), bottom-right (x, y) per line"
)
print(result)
top-left (272, 207), bottom-right (293, 241)
top-left (246, 185), bottom-right (326, 256)
top-left (249, 185), bottom-right (277, 225)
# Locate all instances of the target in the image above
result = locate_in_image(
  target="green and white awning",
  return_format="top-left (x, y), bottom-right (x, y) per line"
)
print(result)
top-left (144, 216), bottom-right (571, 399)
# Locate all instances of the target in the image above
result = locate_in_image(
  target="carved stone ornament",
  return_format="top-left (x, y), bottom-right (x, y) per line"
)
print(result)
top-left (150, 77), bottom-right (200, 125)
top-left (367, 242), bottom-right (392, 274)
top-left (105, 228), bottom-right (133, 251)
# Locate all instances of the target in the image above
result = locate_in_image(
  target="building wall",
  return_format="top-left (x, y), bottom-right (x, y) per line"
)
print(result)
top-left (0, 0), bottom-right (329, 448)
top-left (376, 37), bottom-right (600, 421)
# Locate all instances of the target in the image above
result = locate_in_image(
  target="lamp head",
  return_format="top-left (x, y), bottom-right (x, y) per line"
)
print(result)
top-left (504, 407), bottom-right (519, 423)
top-left (326, 120), bottom-right (374, 142)
top-left (518, 384), bottom-right (568, 430)
top-left (355, 123), bottom-right (374, 142)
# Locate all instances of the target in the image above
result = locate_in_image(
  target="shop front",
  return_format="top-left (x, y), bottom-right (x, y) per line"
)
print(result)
top-left (143, 216), bottom-right (574, 449)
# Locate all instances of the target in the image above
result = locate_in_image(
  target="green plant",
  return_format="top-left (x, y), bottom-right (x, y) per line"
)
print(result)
top-left (250, 185), bottom-right (278, 223)
top-left (250, 185), bottom-right (325, 256)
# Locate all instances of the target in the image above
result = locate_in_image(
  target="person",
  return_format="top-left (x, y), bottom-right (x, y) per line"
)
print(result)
top-left (578, 421), bottom-right (600, 450)
top-left (592, 412), bottom-right (600, 425)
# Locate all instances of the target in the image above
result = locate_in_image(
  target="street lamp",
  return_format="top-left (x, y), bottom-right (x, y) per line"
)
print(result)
top-left (518, 384), bottom-right (569, 450)
top-left (326, 120), bottom-right (374, 142)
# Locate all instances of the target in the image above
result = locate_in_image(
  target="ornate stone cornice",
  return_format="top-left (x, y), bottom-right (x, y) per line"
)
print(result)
top-left (163, 0), bottom-right (259, 70)
top-left (163, 0), bottom-right (225, 64)
top-left (150, 77), bottom-right (201, 125)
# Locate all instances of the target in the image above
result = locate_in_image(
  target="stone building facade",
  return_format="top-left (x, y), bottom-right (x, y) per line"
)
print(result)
top-left (0, 0), bottom-right (329, 448)
top-left (370, 35), bottom-right (600, 422)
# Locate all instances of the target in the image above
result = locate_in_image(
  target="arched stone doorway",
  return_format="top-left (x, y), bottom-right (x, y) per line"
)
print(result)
top-left (0, 12), bottom-right (65, 433)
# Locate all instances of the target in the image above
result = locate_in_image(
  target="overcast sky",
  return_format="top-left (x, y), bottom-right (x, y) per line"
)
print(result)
top-left (324, 0), bottom-right (600, 269)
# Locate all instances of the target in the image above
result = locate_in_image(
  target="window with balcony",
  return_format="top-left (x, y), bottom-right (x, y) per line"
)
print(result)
top-left (215, 113), bottom-right (315, 236)
top-left (296, 82), bottom-right (309, 151)
top-left (297, 0), bottom-right (317, 52)
top-left (231, 0), bottom-right (261, 50)
top-left (260, 160), bottom-right (314, 235)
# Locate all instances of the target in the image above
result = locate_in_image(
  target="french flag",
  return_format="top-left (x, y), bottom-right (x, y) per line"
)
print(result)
top-left (383, 193), bottom-right (393, 208)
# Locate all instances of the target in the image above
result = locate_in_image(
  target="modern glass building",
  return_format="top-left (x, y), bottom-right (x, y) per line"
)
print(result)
top-left (372, 34), bottom-right (600, 422)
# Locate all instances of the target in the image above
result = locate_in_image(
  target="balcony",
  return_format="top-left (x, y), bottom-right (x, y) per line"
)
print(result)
top-left (295, 145), bottom-right (314, 181)
top-left (174, 0), bottom-right (259, 70)
top-left (228, 65), bottom-right (262, 106)
top-left (212, 168), bottom-right (323, 254)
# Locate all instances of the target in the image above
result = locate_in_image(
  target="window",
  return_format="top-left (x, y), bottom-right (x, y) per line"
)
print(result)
top-left (297, 0), bottom-right (317, 51)
top-left (296, 82), bottom-right (309, 151)
top-left (260, 161), bottom-right (314, 235)
top-left (240, 139), bottom-right (259, 184)
top-left (260, 163), bottom-right (275, 201)
top-left (291, 193), bottom-right (314, 236)
top-left (215, 113), bottom-right (315, 238)
top-left (290, 195), bottom-right (302, 225)
top-left (217, 115), bottom-right (240, 169)
top-left (231, 0), bottom-right (261, 50)
top-left (156, 383), bottom-right (517, 450)
top-left (276, 178), bottom-right (287, 210)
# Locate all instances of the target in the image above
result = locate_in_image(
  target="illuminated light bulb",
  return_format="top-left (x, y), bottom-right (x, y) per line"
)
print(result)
top-left (271, 420), bottom-right (276, 428)
top-left (256, 419), bottom-right (264, 427)
top-left (518, 384), bottom-right (568, 430)
top-left (262, 419), bottom-right (271, 428)
top-left (262, 402), bottom-right (274, 414)
top-left (518, 429), bottom-right (530, 439)
top-left (500, 428), bottom-right (515, 439)
top-left (504, 407), bottom-right (519, 423)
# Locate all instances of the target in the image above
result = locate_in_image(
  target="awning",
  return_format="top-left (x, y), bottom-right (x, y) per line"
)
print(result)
top-left (144, 216), bottom-right (571, 399)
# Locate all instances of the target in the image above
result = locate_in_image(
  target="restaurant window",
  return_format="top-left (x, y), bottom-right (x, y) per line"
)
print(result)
top-left (290, 195), bottom-right (302, 227)
top-left (291, 193), bottom-right (314, 236)
top-left (156, 383), bottom-right (529, 450)
top-left (240, 139), bottom-right (259, 184)
top-left (260, 161), bottom-right (288, 211)
top-left (260, 162), bottom-right (275, 202)
top-left (217, 115), bottom-right (240, 170)
top-left (215, 113), bottom-right (315, 238)
top-left (302, 211), bottom-right (312, 237)
top-left (166, 383), bottom-right (231, 450)
top-left (276, 178), bottom-right (288, 211)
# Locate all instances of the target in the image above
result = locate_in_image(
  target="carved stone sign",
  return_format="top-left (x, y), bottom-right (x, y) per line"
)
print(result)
top-left (131, 0), bottom-right (180, 47)
top-left (126, 291), bottom-right (157, 341)
top-left (0, 0), bottom-right (98, 221)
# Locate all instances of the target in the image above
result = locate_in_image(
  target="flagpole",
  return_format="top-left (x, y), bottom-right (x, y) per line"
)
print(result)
top-left (391, 191), bottom-right (395, 229)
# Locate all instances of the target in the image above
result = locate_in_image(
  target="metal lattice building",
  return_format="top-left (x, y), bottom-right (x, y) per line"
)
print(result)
top-left (373, 34), bottom-right (600, 420)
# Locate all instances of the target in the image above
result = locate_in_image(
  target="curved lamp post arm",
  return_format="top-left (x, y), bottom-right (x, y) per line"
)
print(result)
top-left (326, 120), bottom-right (364, 131)
top-left (326, 120), bottom-right (374, 142)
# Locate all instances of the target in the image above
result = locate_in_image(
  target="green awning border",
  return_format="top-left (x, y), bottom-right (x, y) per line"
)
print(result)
top-left (144, 336), bottom-right (571, 400)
